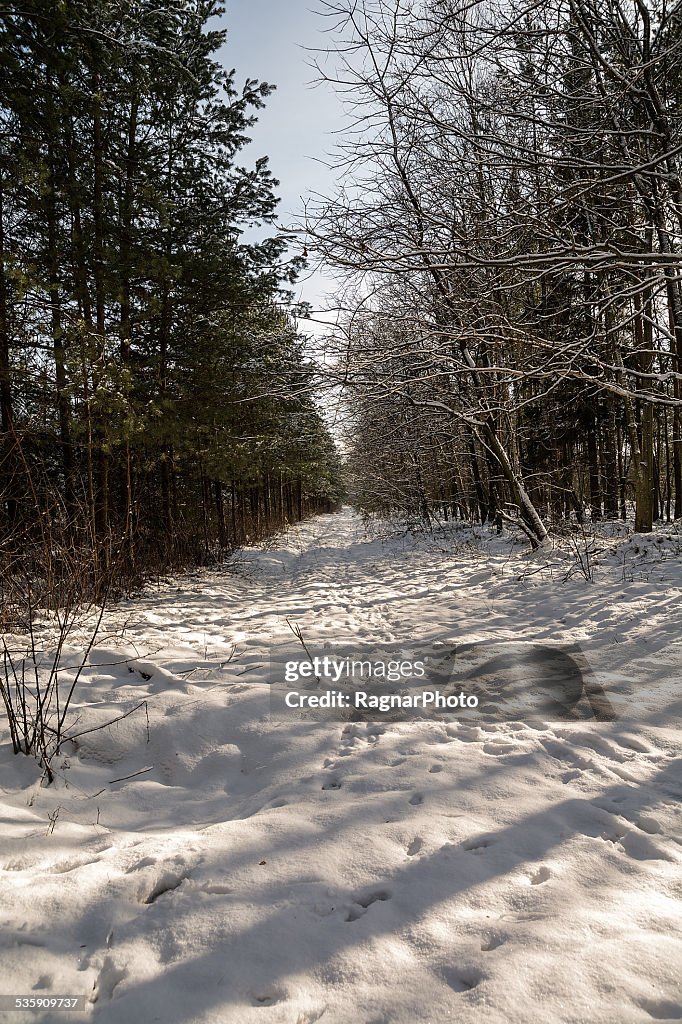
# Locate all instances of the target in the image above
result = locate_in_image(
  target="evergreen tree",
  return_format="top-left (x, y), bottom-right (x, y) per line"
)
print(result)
top-left (0, 0), bottom-right (342, 611)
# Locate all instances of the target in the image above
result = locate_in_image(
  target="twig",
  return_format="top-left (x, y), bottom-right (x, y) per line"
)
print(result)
top-left (285, 618), bottom-right (321, 685)
top-left (108, 766), bottom-right (154, 785)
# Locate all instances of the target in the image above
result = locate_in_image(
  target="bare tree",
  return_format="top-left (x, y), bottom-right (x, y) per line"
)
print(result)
top-left (308, 0), bottom-right (682, 536)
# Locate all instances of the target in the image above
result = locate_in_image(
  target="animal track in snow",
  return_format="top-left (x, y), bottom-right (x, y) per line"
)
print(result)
top-left (142, 870), bottom-right (187, 904)
top-left (89, 957), bottom-right (127, 1003)
top-left (200, 880), bottom-right (233, 895)
top-left (126, 856), bottom-right (157, 873)
top-left (482, 742), bottom-right (517, 756)
top-left (529, 865), bottom-right (551, 885)
top-left (406, 837), bottom-right (424, 857)
top-left (463, 835), bottom-right (495, 853)
top-left (538, 737), bottom-right (595, 772)
top-left (408, 792), bottom-right (424, 806)
top-left (49, 854), bottom-right (102, 874)
top-left (618, 831), bottom-right (674, 862)
top-left (552, 728), bottom-right (631, 764)
top-left (345, 888), bottom-right (392, 921)
top-left (251, 987), bottom-right (287, 1007)
top-left (441, 966), bottom-right (484, 992)
top-left (450, 726), bottom-right (480, 743)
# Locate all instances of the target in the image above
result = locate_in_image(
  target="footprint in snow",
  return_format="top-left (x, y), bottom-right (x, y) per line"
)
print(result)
top-left (454, 727), bottom-right (481, 744)
top-left (89, 957), bottom-right (127, 1003)
top-left (618, 831), bottom-right (674, 861)
top-left (49, 854), bottom-right (102, 874)
top-left (441, 966), bottom-right (484, 992)
top-left (251, 987), bottom-right (287, 1007)
top-left (141, 870), bottom-right (187, 904)
top-left (345, 888), bottom-right (392, 922)
top-left (483, 741), bottom-right (517, 756)
top-left (126, 856), bottom-right (157, 873)
top-left (463, 836), bottom-right (495, 853)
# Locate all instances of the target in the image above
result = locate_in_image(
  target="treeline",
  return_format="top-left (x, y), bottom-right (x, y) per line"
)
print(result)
top-left (313, 0), bottom-right (682, 545)
top-left (0, 0), bottom-right (342, 616)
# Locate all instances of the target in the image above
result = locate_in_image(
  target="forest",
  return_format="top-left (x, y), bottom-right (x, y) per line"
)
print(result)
top-left (0, 0), bottom-right (343, 621)
top-left (311, 0), bottom-right (682, 548)
top-left (0, 5), bottom-right (681, 1021)
top-left (3, 0), bottom-right (682, 622)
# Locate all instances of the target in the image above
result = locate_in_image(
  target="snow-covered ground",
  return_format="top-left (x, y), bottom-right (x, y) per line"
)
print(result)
top-left (1, 509), bottom-right (681, 1023)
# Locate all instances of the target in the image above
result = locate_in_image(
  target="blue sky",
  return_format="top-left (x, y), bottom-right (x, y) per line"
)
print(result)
top-left (218, 2), bottom-right (345, 323)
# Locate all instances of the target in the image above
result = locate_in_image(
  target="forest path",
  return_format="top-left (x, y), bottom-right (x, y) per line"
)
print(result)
top-left (1, 509), bottom-right (681, 1023)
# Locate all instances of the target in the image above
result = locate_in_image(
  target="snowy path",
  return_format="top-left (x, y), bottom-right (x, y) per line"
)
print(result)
top-left (1, 509), bottom-right (681, 1023)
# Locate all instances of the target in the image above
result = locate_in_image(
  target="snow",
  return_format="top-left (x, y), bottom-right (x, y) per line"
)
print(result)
top-left (1, 509), bottom-right (681, 1023)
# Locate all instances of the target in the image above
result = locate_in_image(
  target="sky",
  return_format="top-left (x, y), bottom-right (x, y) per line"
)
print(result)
top-left (218, 1), bottom-right (346, 329)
